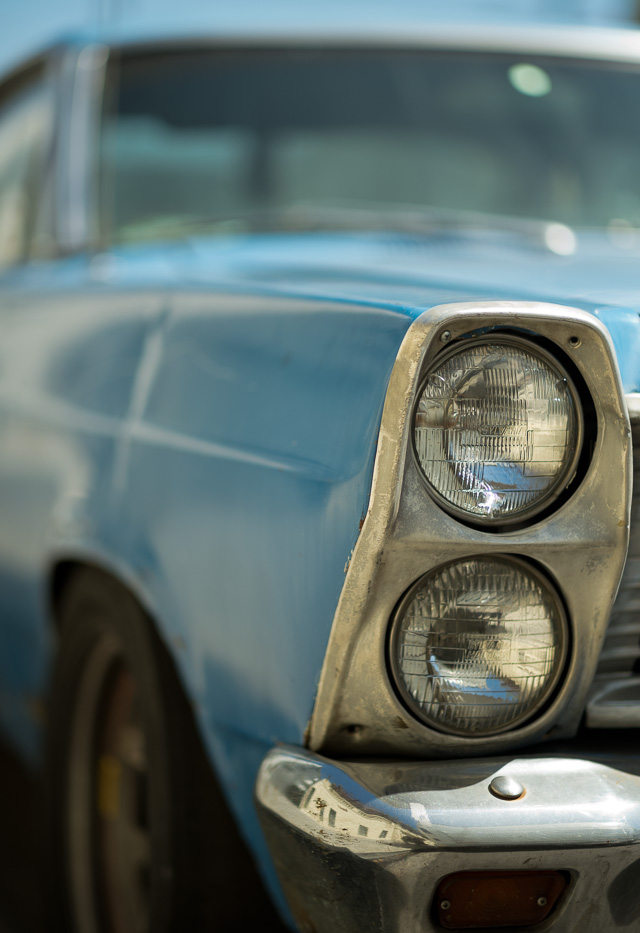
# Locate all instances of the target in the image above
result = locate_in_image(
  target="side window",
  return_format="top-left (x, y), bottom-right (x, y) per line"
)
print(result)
top-left (0, 66), bottom-right (54, 270)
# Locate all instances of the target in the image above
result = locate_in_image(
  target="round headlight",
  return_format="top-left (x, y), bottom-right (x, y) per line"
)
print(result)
top-left (413, 338), bottom-right (582, 523)
top-left (389, 557), bottom-right (567, 737)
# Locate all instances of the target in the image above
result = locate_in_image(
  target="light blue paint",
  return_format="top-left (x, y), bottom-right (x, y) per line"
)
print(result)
top-left (102, 230), bottom-right (640, 385)
top-left (0, 0), bottom-right (96, 75)
top-left (0, 228), bottom-right (639, 921)
top-left (595, 307), bottom-right (640, 392)
top-left (1, 0), bottom-right (638, 76)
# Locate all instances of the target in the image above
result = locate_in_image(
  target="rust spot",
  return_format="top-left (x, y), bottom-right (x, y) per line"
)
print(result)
top-left (315, 798), bottom-right (327, 809)
top-left (359, 516), bottom-right (365, 531)
top-left (344, 724), bottom-right (364, 736)
top-left (395, 716), bottom-right (409, 730)
top-left (619, 520), bottom-right (626, 527)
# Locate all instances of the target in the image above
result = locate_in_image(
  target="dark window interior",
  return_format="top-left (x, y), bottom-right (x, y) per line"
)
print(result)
top-left (100, 47), bottom-right (640, 243)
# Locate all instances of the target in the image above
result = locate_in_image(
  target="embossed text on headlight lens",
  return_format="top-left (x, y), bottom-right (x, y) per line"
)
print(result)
top-left (413, 339), bottom-right (581, 522)
top-left (390, 557), bottom-right (567, 736)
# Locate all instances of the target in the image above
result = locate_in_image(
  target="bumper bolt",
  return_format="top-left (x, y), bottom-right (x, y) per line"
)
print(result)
top-left (440, 900), bottom-right (451, 910)
top-left (489, 775), bottom-right (525, 800)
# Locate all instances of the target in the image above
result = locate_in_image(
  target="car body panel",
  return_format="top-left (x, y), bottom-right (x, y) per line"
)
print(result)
top-left (0, 249), bottom-right (412, 905)
top-left (1, 231), bottom-right (639, 882)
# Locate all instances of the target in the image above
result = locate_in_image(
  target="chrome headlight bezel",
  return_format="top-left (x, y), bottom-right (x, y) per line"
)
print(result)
top-left (388, 555), bottom-right (570, 737)
top-left (411, 335), bottom-right (585, 528)
top-left (308, 302), bottom-right (629, 761)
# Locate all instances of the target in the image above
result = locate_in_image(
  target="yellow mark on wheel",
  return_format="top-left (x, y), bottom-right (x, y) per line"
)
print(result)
top-left (97, 755), bottom-right (121, 820)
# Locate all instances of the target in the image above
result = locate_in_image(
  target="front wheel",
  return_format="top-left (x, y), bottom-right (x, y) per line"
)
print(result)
top-left (46, 568), bottom-right (282, 933)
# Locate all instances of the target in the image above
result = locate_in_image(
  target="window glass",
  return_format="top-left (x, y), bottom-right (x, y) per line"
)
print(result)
top-left (0, 68), bottom-right (54, 268)
top-left (100, 48), bottom-right (640, 243)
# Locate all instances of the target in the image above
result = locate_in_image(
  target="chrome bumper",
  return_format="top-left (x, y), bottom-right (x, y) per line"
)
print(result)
top-left (255, 746), bottom-right (640, 932)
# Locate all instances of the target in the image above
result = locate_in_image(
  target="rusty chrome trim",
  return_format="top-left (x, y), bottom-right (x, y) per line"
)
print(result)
top-left (308, 301), bottom-right (631, 758)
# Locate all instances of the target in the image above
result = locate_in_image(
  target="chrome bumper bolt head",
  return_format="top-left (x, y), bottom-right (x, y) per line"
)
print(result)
top-left (489, 775), bottom-right (525, 800)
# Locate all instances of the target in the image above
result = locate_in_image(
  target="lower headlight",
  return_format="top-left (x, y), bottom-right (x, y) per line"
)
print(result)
top-left (389, 556), bottom-right (568, 737)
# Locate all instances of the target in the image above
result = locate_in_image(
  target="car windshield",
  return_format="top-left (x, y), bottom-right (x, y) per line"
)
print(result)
top-left (100, 47), bottom-right (640, 243)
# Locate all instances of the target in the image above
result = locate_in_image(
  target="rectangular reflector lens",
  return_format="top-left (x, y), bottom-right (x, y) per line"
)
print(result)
top-left (435, 870), bottom-right (567, 929)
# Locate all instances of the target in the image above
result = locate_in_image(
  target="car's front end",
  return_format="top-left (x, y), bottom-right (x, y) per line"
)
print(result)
top-left (92, 29), bottom-right (640, 929)
top-left (256, 297), bottom-right (639, 931)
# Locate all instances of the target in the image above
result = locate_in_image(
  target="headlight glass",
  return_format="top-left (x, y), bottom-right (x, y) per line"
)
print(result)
top-left (413, 339), bottom-right (581, 523)
top-left (390, 557), bottom-right (567, 736)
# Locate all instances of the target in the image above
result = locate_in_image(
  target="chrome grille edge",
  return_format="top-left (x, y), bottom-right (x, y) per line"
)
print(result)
top-left (587, 393), bottom-right (640, 728)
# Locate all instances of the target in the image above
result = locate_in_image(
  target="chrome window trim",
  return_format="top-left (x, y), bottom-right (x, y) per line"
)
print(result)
top-left (56, 44), bottom-right (108, 254)
top-left (103, 27), bottom-right (640, 66)
top-left (308, 301), bottom-right (631, 758)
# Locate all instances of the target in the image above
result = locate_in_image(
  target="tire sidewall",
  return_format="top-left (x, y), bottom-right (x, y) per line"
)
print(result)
top-left (47, 570), bottom-right (177, 933)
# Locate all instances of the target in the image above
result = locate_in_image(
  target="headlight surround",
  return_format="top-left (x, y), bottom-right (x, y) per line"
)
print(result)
top-left (413, 337), bottom-right (582, 525)
top-left (389, 556), bottom-right (568, 737)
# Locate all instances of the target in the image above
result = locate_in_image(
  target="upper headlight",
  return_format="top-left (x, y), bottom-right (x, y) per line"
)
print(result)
top-left (413, 338), bottom-right (582, 524)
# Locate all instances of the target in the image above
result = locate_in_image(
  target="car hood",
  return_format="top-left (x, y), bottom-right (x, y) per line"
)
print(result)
top-left (107, 229), bottom-right (640, 391)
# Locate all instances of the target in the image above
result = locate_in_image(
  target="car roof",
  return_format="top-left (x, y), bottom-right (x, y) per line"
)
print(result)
top-left (3, 0), bottom-right (640, 80)
top-left (100, 23), bottom-right (640, 63)
top-left (4, 21), bottom-right (640, 87)
top-left (57, 22), bottom-right (640, 61)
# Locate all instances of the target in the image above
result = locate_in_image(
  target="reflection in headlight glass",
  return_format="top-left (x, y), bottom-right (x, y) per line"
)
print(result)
top-left (414, 342), bottom-right (580, 521)
top-left (392, 557), bottom-right (566, 736)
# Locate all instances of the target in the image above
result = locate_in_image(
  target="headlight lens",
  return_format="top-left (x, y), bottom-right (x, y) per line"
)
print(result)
top-left (390, 557), bottom-right (567, 736)
top-left (413, 339), bottom-right (581, 523)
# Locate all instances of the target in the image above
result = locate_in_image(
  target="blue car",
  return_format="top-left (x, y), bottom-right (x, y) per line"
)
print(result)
top-left (1, 21), bottom-right (640, 933)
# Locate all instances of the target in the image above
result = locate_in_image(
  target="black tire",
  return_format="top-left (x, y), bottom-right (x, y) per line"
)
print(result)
top-left (46, 568), bottom-right (285, 933)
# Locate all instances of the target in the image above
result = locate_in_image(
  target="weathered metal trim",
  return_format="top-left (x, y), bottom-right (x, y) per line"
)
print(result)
top-left (308, 301), bottom-right (631, 758)
top-left (256, 744), bottom-right (640, 933)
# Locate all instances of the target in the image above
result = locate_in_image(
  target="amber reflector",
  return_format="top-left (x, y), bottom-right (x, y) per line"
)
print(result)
top-left (435, 870), bottom-right (567, 929)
